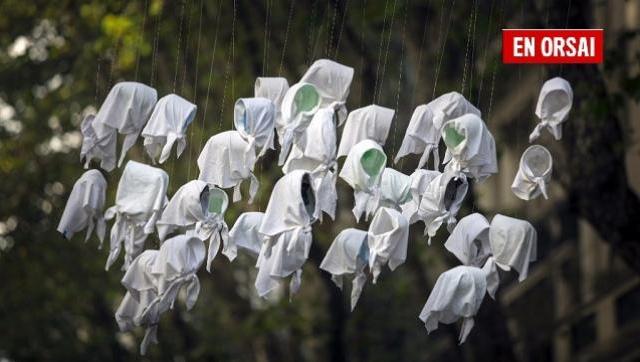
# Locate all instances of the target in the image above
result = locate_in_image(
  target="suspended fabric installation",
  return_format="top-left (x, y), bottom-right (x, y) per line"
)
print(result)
top-left (228, 211), bottom-right (265, 259)
top-left (254, 77), bottom-right (290, 143)
top-left (417, 170), bottom-right (468, 244)
top-left (511, 145), bottom-right (553, 200)
top-left (378, 167), bottom-right (412, 211)
top-left (367, 207), bottom-right (409, 284)
top-left (337, 104), bottom-right (395, 158)
top-left (529, 77), bottom-right (573, 142)
top-left (401, 169), bottom-right (441, 225)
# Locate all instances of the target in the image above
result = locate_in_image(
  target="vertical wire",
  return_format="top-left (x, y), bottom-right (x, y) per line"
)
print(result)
top-left (199, 1), bottom-right (223, 153)
top-left (376, 0), bottom-right (398, 104)
top-left (391, 0), bottom-right (408, 159)
top-left (262, 0), bottom-right (272, 75)
top-left (460, 0), bottom-right (476, 96)
top-left (187, 0), bottom-right (204, 181)
top-left (218, 0), bottom-right (237, 129)
top-left (410, 0), bottom-right (431, 108)
top-left (559, 0), bottom-right (572, 76)
top-left (279, 0), bottom-right (296, 76)
top-left (475, 0), bottom-right (495, 110)
top-left (486, 0), bottom-right (506, 126)
top-left (358, 0), bottom-right (367, 105)
top-left (307, 0), bottom-right (318, 65)
top-left (134, 0), bottom-right (149, 82)
top-left (432, 0), bottom-right (456, 98)
top-left (373, 0), bottom-right (390, 103)
top-left (334, 0), bottom-right (350, 60)
top-left (173, 0), bottom-right (186, 93)
top-left (467, 0), bottom-right (478, 101)
top-left (327, 0), bottom-right (338, 57)
top-left (150, 5), bottom-right (161, 88)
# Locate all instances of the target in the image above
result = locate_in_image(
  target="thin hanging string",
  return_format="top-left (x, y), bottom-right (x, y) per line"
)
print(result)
top-left (107, 39), bottom-right (121, 90)
top-left (218, 0), bottom-right (237, 129)
top-left (150, 6), bottom-right (161, 88)
top-left (172, 0), bottom-right (187, 93)
top-left (486, 0), bottom-right (506, 125)
top-left (460, 0), bottom-right (477, 97)
top-left (372, 0), bottom-right (390, 104)
top-left (180, 0), bottom-right (194, 95)
top-left (306, 0), bottom-right (319, 65)
top-left (134, 0), bottom-right (149, 82)
top-left (262, 0), bottom-right (272, 75)
top-left (432, 0), bottom-right (456, 98)
top-left (375, 0), bottom-right (398, 104)
top-left (409, 0), bottom-right (431, 108)
top-left (279, 0), bottom-right (296, 76)
top-left (310, 2), bottom-right (329, 64)
top-left (358, 0), bottom-right (367, 105)
top-left (187, 0), bottom-right (204, 181)
top-left (391, 0), bottom-right (407, 159)
top-left (474, 0), bottom-right (495, 109)
top-left (559, 0), bottom-right (572, 76)
top-left (334, 0), bottom-right (350, 60)
top-left (467, 0), bottom-right (478, 101)
top-left (95, 57), bottom-right (102, 104)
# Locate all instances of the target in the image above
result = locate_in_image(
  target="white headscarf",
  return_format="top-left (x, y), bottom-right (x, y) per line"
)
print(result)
top-left (444, 213), bottom-right (491, 267)
top-left (254, 77), bottom-right (290, 143)
top-left (511, 145), bottom-right (552, 200)
top-left (197, 131), bottom-right (259, 203)
top-left (283, 108), bottom-right (338, 220)
top-left (488, 214), bottom-right (537, 282)
top-left (441, 114), bottom-right (498, 182)
top-left (401, 169), bottom-right (441, 224)
top-left (141, 94), bottom-right (197, 164)
top-left (339, 139), bottom-right (387, 222)
top-left (57, 169), bottom-right (107, 245)
top-left (395, 92), bottom-right (481, 169)
top-left (80, 82), bottom-right (157, 171)
top-left (255, 170), bottom-right (318, 298)
top-left (234, 97), bottom-right (276, 158)
top-left (419, 265), bottom-right (489, 344)
top-left (278, 82), bottom-right (322, 165)
top-left (337, 105), bottom-right (395, 158)
top-left (320, 228), bottom-right (369, 311)
top-left (367, 207), bottom-right (409, 284)
top-left (229, 212), bottom-right (265, 258)
top-left (300, 59), bottom-right (354, 125)
top-left (417, 170), bottom-right (468, 244)
top-left (378, 168), bottom-right (412, 211)
top-left (530, 77), bottom-right (573, 142)
top-left (105, 161), bottom-right (169, 271)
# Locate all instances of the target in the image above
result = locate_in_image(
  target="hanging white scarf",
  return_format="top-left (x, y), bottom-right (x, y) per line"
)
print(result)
top-left (530, 77), bottom-right (573, 142)
top-left (80, 82), bottom-right (157, 171)
top-left (338, 139), bottom-right (387, 222)
top-left (337, 104), bottom-right (395, 158)
top-left (300, 59), bottom-right (354, 125)
top-left (283, 108), bottom-right (338, 220)
top-left (57, 169), bottom-right (107, 245)
top-left (367, 207), bottom-right (409, 284)
top-left (234, 97), bottom-right (276, 158)
top-left (229, 212), bottom-right (265, 259)
top-left (417, 170), bottom-right (468, 244)
top-left (441, 113), bottom-right (498, 182)
top-left (278, 82), bottom-right (322, 165)
top-left (255, 170), bottom-right (318, 298)
top-left (196, 187), bottom-right (232, 272)
top-left (401, 169), bottom-right (441, 224)
top-left (444, 213), bottom-right (491, 267)
top-left (254, 77), bottom-right (290, 143)
top-left (320, 228), bottom-right (369, 311)
top-left (141, 94), bottom-right (197, 164)
top-left (378, 168), bottom-right (412, 211)
top-left (488, 214), bottom-right (537, 282)
top-left (104, 161), bottom-right (169, 271)
top-left (511, 145), bottom-right (553, 200)
top-left (197, 130), bottom-right (259, 203)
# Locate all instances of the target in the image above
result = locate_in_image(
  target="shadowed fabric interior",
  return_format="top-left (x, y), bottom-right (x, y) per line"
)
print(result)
top-left (443, 178), bottom-right (464, 210)
top-left (182, 107), bottom-right (197, 133)
top-left (295, 84), bottom-right (320, 113)
top-left (200, 187), bottom-right (210, 215)
top-left (301, 174), bottom-right (316, 217)
top-left (443, 124), bottom-right (465, 149)
top-left (361, 149), bottom-right (386, 177)
top-left (233, 101), bottom-right (248, 132)
top-left (208, 188), bottom-right (226, 215)
top-left (525, 146), bottom-right (551, 177)
top-left (543, 89), bottom-right (570, 117)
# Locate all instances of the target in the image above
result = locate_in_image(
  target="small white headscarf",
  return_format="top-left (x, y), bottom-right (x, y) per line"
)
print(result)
top-left (418, 170), bottom-right (468, 244)
top-left (300, 59), bottom-right (354, 125)
top-left (320, 228), bottom-right (369, 311)
top-left (378, 168), bottom-right (412, 211)
top-left (105, 161), bottom-right (169, 271)
top-left (234, 97), bottom-right (276, 158)
top-left (197, 131), bottom-right (259, 203)
top-left (367, 207), bottom-right (409, 284)
top-left (57, 169), bottom-right (107, 245)
top-left (444, 213), bottom-right (491, 267)
top-left (229, 212), bottom-right (265, 259)
top-left (511, 145), bottom-right (553, 200)
top-left (401, 169), bottom-right (441, 224)
top-left (81, 82), bottom-right (157, 171)
top-left (278, 82), bottom-right (322, 165)
top-left (488, 214), bottom-right (537, 282)
top-left (254, 77), bottom-right (290, 143)
top-left (339, 139), bottom-right (388, 222)
top-left (141, 94), bottom-right (197, 164)
top-left (530, 77), bottom-right (573, 142)
top-left (337, 105), bottom-right (395, 158)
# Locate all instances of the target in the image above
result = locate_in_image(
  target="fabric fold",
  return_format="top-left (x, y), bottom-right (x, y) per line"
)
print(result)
top-left (489, 214), bottom-right (537, 282)
top-left (417, 170), bottom-right (468, 244)
top-left (254, 77), bottom-right (290, 143)
top-left (299, 59), bottom-right (354, 125)
top-left (337, 104), bottom-right (395, 158)
top-left (234, 97), bottom-right (276, 159)
top-left (511, 144), bottom-right (553, 200)
top-left (367, 207), bottom-right (409, 284)
top-left (530, 77), bottom-right (573, 142)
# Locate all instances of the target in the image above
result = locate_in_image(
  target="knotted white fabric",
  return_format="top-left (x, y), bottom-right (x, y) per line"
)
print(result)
top-left (401, 169), bottom-right (441, 224)
top-left (378, 168), bottom-right (412, 211)
top-left (419, 265), bottom-right (488, 344)
top-left (339, 139), bottom-right (387, 222)
top-left (441, 114), bottom-right (498, 182)
top-left (320, 228), bottom-right (369, 311)
top-left (417, 170), bottom-right (468, 244)
top-left (197, 187), bottom-right (232, 272)
top-left (80, 82), bottom-right (157, 171)
top-left (367, 207), bottom-right (409, 284)
top-left (530, 77), bottom-right (573, 142)
top-left (337, 105), bottom-right (395, 158)
top-left (278, 83), bottom-right (322, 165)
top-left (300, 59), bottom-right (354, 125)
top-left (283, 108), bottom-right (338, 220)
top-left (255, 170), bottom-right (318, 298)
top-left (104, 161), bottom-right (169, 271)
top-left (511, 145), bottom-right (553, 200)
top-left (141, 94), bottom-right (197, 164)
top-left (254, 77), bottom-right (290, 143)
top-left (489, 214), bottom-right (537, 282)
top-left (57, 169), bottom-right (107, 245)
top-left (198, 131), bottom-right (259, 203)
top-left (395, 92), bottom-right (481, 169)
top-left (234, 97), bottom-right (276, 158)
top-left (444, 213), bottom-right (491, 267)
top-left (229, 212), bottom-right (265, 258)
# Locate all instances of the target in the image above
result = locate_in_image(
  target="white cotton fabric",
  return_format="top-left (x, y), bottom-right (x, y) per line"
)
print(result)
top-left (300, 59), bottom-right (354, 125)
top-left (104, 161), bottom-right (169, 271)
top-left (339, 139), bottom-right (388, 222)
top-left (401, 169), bottom-right (441, 224)
top-left (444, 213), bottom-right (491, 267)
top-left (197, 130), bottom-right (259, 203)
top-left (441, 114), bottom-right (498, 182)
top-left (141, 94), bottom-right (197, 164)
top-left (419, 265), bottom-right (487, 344)
top-left (320, 228), bottom-right (369, 311)
top-left (80, 82), bottom-right (157, 171)
top-left (234, 97), bottom-right (276, 158)
top-left (57, 169), bottom-right (107, 245)
top-left (367, 207), bottom-right (409, 284)
top-left (511, 145), bottom-right (553, 201)
top-left (489, 214), bottom-right (537, 282)
top-left (255, 170), bottom-right (318, 298)
top-left (254, 77), bottom-right (290, 143)
top-left (337, 105), bottom-right (395, 158)
top-left (278, 82), bottom-right (322, 165)
top-left (417, 170), bottom-right (468, 244)
top-left (378, 168), bottom-right (412, 211)
top-left (530, 77), bottom-right (573, 142)
top-left (229, 212), bottom-right (265, 258)
top-left (283, 108), bottom-right (338, 220)
top-left (395, 92), bottom-right (481, 169)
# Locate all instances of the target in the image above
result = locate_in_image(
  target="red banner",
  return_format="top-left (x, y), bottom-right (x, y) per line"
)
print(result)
top-left (502, 29), bottom-right (604, 64)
